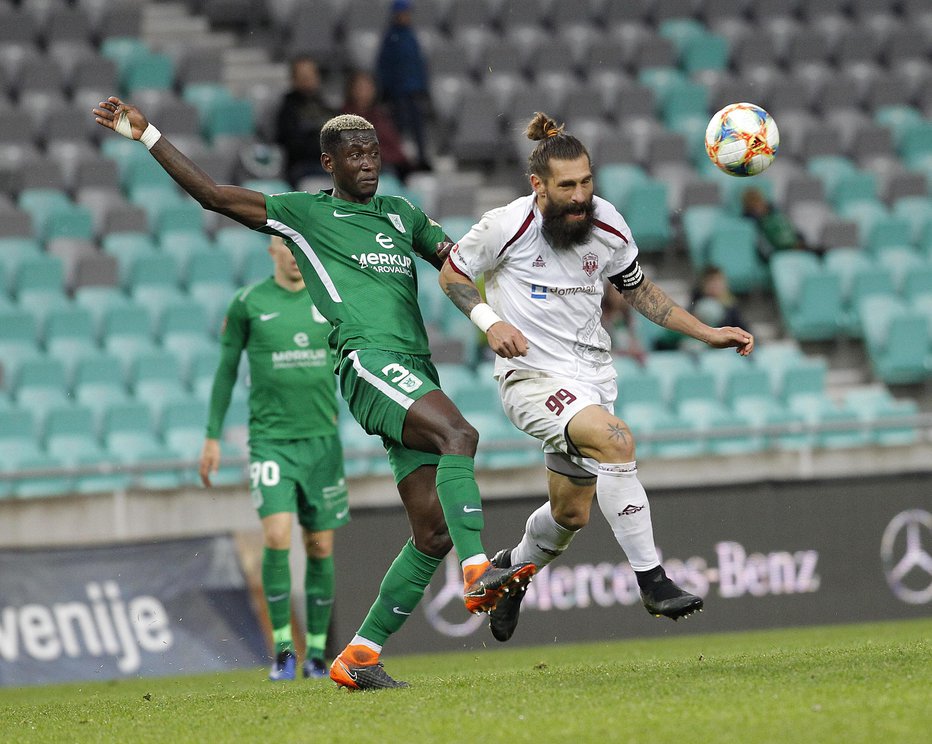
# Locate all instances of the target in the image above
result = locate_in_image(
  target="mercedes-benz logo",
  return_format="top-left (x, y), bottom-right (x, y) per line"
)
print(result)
top-left (880, 509), bottom-right (932, 605)
top-left (421, 555), bottom-right (485, 637)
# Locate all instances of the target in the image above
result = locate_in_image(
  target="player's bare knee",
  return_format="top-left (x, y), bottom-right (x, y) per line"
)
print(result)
top-left (437, 418), bottom-right (478, 456)
top-left (552, 505), bottom-right (590, 531)
top-left (414, 525), bottom-right (452, 558)
top-left (264, 530), bottom-right (290, 550)
top-left (597, 421), bottom-right (636, 462)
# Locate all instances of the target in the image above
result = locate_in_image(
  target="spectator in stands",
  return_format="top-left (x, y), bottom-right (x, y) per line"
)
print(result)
top-left (741, 187), bottom-right (813, 261)
top-left (376, 0), bottom-right (431, 171)
top-left (199, 236), bottom-right (349, 682)
top-left (689, 265), bottom-right (750, 333)
top-left (342, 69), bottom-right (412, 181)
top-left (275, 55), bottom-right (336, 188)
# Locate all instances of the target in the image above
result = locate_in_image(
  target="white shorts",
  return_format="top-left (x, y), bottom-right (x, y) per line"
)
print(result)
top-left (498, 371), bottom-right (616, 478)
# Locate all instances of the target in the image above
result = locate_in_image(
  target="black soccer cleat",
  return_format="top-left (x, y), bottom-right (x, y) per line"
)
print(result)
top-left (464, 559), bottom-right (536, 614)
top-left (330, 656), bottom-right (409, 690)
top-left (639, 566), bottom-right (704, 621)
top-left (488, 549), bottom-right (530, 642)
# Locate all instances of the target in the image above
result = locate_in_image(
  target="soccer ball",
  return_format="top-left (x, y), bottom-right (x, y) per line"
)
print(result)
top-left (705, 103), bottom-right (779, 177)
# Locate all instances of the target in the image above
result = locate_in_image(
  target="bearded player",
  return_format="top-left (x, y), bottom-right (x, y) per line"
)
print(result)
top-left (439, 112), bottom-right (754, 642)
top-left (93, 96), bottom-right (534, 690)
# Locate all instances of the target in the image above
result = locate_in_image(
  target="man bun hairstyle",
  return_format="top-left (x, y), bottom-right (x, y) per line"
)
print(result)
top-left (525, 111), bottom-right (590, 179)
top-left (320, 114), bottom-right (375, 154)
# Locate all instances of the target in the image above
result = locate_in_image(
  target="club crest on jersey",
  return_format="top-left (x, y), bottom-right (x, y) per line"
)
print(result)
top-left (582, 252), bottom-right (599, 276)
top-left (387, 213), bottom-right (405, 233)
top-left (532, 254), bottom-right (546, 268)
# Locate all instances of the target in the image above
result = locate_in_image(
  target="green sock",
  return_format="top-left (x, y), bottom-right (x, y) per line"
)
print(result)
top-left (305, 555), bottom-right (334, 662)
top-left (262, 547), bottom-right (293, 654)
top-left (435, 454), bottom-right (485, 561)
top-left (357, 539), bottom-right (442, 645)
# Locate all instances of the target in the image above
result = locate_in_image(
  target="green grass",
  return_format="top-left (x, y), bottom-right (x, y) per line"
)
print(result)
top-left (1, 619), bottom-right (929, 744)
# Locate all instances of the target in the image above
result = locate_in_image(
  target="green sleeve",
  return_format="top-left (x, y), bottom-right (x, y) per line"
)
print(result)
top-left (410, 204), bottom-right (447, 262)
top-left (205, 294), bottom-right (248, 438)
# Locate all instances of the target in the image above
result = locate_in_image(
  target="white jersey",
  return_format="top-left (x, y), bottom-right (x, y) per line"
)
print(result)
top-left (449, 194), bottom-right (643, 382)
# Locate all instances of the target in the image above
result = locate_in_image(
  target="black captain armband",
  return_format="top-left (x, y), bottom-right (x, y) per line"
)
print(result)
top-left (608, 259), bottom-right (644, 291)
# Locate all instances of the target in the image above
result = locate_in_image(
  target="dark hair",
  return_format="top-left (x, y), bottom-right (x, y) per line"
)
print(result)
top-left (525, 111), bottom-right (590, 178)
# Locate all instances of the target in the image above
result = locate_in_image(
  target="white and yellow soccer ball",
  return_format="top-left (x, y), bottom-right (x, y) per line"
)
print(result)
top-left (705, 102), bottom-right (779, 177)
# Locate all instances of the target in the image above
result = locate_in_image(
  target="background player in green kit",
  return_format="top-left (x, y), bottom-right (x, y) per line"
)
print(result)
top-left (198, 235), bottom-right (348, 682)
top-left (93, 96), bottom-right (535, 691)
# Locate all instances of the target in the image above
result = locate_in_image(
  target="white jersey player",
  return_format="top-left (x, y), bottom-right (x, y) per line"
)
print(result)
top-left (440, 112), bottom-right (754, 642)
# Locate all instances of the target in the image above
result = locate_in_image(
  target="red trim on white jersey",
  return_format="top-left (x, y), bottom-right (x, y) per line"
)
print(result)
top-left (593, 218), bottom-right (628, 243)
top-left (497, 210), bottom-right (535, 258)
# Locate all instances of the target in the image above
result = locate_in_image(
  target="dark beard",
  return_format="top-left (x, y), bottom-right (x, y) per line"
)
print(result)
top-left (541, 199), bottom-right (595, 250)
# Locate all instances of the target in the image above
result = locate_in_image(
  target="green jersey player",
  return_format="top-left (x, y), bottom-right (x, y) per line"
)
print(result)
top-left (93, 96), bottom-right (535, 691)
top-left (199, 236), bottom-right (348, 681)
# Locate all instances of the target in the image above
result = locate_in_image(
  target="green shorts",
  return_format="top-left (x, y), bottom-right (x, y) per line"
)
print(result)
top-left (248, 435), bottom-right (350, 531)
top-left (338, 349), bottom-right (442, 483)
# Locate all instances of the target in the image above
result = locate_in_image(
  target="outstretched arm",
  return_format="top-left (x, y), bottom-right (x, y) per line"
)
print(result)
top-left (92, 96), bottom-right (267, 229)
top-left (439, 259), bottom-right (528, 358)
top-left (622, 278), bottom-right (754, 356)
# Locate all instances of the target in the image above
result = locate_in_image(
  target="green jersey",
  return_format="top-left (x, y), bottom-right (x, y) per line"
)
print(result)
top-left (207, 277), bottom-right (337, 441)
top-left (260, 190), bottom-right (446, 359)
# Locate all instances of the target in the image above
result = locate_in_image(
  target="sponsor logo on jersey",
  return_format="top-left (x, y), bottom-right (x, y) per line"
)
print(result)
top-left (531, 284), bottom-right (598, 299)
top-left (387, 213), bottom-right (405, 233)
top-left (294, 332), bottom-right (310, 348)
top-left (530, 284), bottom-right (548, 299)
top-left (351, 246), bottom-right (413, 277)
top-left (272, 348), bottom-right (328, 368)
top-left (582, 252), bottom-right (599, 276)
top-left (532, 254), bottom-right (546, 268)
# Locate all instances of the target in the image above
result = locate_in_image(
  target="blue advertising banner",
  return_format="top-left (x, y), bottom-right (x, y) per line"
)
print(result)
top-left (0, 535), bottom-right (266, 687)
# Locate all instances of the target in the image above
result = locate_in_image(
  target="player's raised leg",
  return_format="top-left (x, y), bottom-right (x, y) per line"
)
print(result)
top-left (569, 406), bottom-right (703, 620)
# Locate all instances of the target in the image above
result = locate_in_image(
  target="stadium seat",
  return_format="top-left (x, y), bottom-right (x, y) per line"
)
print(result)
top-left (121, 51), bottom-right (174, 96)
top-left (72, 351), bottom-right (129, 423)
top-left (781, 268), bottom-right (844, 342)
top-left (844, 387), bottom-right (920, 446)
top-left (859, 296), bottom-right (929, 384)
top-left (0, 409), bottom-right (41, 467)
top-left (706, 222), bottom-right (768, 293)
top-left (644, 351), bottom-right (695, 401)
top-left (202, 97), bottom-right (255, 143)
top-left (0, 308), bottom-right (41, 388)
top-left (14, 357), bottom-right (70, 424)
top-left (132, 350), bottom-right (189, 418)
top-left (72, 452), bottom-right (133, 494)
top-left (43, 305), bottom-right (99, 378)
top-left (101, 400), bottom-right (163, 464)
top-left (215, 227), bottom-right (269, 277)
top-left (161, 397), bottom-right (209, 459)
top-left (102, 303), bottom-right (157, 372)
top-left (12, 454), bottom-right (74, 499)
top-left (617, 370), bottom-right (665, 409)
top-left (0, 237), bottom-right (42, 278)
top-left (44, 405), bottom-right (102, 464)
top-left (779, 358), bottom-right (828, 406)
top-left (158, 229), bottom-right (214, 272)
top-left (682, 206), bottom-right (726, 268)
top-left (623, 181), bottom-right (671, 254)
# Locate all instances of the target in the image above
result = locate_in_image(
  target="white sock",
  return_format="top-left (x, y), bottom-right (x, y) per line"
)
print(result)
top-left (595, 462), bottom-right (660, 571)
top-left (350, 635), bottom-right (382, 654)
top-left (511, 502), bottom-right (578, 568)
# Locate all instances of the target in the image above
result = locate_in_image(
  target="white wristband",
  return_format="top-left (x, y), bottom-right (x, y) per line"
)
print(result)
top-left (140, 124), bottom-right (162, 150)
top-left (469, 303), bottom-right (502, 333)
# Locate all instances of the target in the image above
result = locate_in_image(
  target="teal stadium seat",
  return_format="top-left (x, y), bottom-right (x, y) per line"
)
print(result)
top-left (101, 36), bottom-right (149, 73)
top-left (892, 197), bottom-right (932, 245)
top-left (102, 231), bottom-right (158, 283)
top-left (844, 388), bottom-right (919, 447)
top-left (722, 366), bottom-right (774, 408)
top-left (73, 452), bottom-right (132, 494)
top-left (203, 97), bottom-right (254, 143)
top-left (706, 219), bottom-right (767, 292)
top-left (188, 347), bottom-right (221, 398)
top-left (771, 252), bottom-right (843, 341)
top-left (779, 358), bottom-right (828, 408)
top-left (73, 286), bottom-right (134, 336)
top-left (131, 350), bottom-right (189, 417)
top-left (102, 303), bottom-right (158, 372)
top-left (644, 350), bottom-right (695, 402)
top-left (158, 229), bottom-right (214, 270)
top-left (72, 352), bottom-right (130, 423)
top-left (874, 246), bottom-right (922, 294)
top-left (623, 180), bottom-right (671, 253)
top-left (122, 51), bottom-right (174, 96)
top-left (240, 251), bottom-right (273, 285)
top-left (215, 227), bottom-right (269, 279)
top-left (0, 308), bottom-right (41, 388)
top-left (439, 216), bottom-right (477, 242)
top-left (102, 400), bottom-right (163, 464)
top-left (14, 254), bottom-right (70, 326)
top-left (596, 163), bottom-right (649, 210)
top-left (161, 398), bottom-right (209, 460)
top-left (682, 205), bottom-right (725, 268)
top-left (0, 237), bottom-right (42, 279)
top-left (0, 410), bottom-right (41, 468)
top-left (44, 405), bottom-right (102, 465)
top-left (902, 264), bottom-right (932, 302)
top-left (617, 370), bottom-right (665, 408)
top-left (44, 306), bottom-right (99, 378)
top-left (859, 296), bottom-right (929, 384)
top-left (159, 299), bottom-right (212, 370)
top-left (12, 454), bottom-right (73, 499)
top-left (14, 357), bottom-right (70, 423)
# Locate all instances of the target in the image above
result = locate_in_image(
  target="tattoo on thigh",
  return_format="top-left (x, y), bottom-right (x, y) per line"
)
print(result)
top-left (607, 422), bottom-right (629, 443)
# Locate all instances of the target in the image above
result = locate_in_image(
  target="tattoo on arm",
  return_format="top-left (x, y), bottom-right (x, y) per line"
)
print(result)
top-left (443, 281), bottom-right (483, 316)
top-left (625, 279), bottom-right (676, 327)
top-left (607, 422), bottom-right (629, 445)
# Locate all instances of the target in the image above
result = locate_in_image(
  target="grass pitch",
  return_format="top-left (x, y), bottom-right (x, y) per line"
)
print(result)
top-left (1, 618), bottom-right (928, 744)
